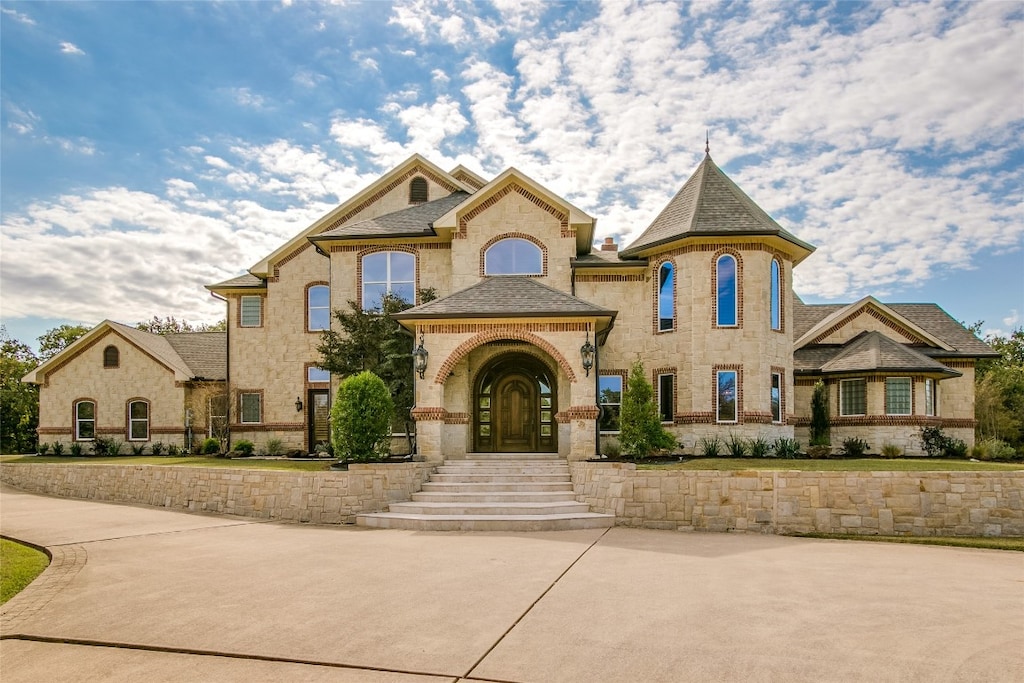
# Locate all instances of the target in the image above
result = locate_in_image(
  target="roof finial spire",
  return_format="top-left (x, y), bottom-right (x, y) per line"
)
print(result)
top-left (705, 129), bottom-right (710, 157)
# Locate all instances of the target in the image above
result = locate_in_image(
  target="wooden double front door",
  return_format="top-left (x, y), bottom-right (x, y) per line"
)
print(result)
top-left (475, 354), bottom-right (556, 453)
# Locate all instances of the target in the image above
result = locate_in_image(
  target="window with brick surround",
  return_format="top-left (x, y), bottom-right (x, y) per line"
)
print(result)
top-left (885, 377), bottom-right (912, 415)
top-left (307, 284), bottom-right (329, 331)
top-left (240, 295), bottom-right (262, 327)
top-left (716, 370), bottom-right (738, 423)
top-left (840, 378), bottom-right (867, 416)
top-left (103, 345), bottom-right (119, 368)
top-left (658, 373), bottom-right (674, 423)
top-left (240, 393), bottom-right (261, 424)
top-left (598, 375), bottom-right (622, 432)
top-left (362, 251), bottom-right (415, 310)
top-left (658, 262), bottom-right (674, 332)
top-left (484, 238), bottom-right (543, 275)
top-left (75, 400), bottom-right (95, 440)
top-left (409, 177), bottom-right (428, 203)
top-left (770, 259), bottom-right (781, 331)
top-left (924, 378), bottom-right (937, 416)
top-left (307, 366), bottom-right (329, 383)
top-left (771, 372), bottom-right (783, 423)
top-left (717, 254), bottom-right (737, 326)
top-left (128, 400), bottom-right (149, 441)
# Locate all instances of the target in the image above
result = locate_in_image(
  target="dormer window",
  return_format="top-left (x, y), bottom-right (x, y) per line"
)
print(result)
top-left (484, 238), bottom-right (543, 275)
top-left (103, 345), bottom-right (119, 368)
top-left (409, 177), bottom-right (428, 203)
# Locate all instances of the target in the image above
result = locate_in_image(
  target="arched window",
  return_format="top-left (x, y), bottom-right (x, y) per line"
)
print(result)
top-left (484, 238), bottom-right (543, 275)
top-left (307, 284), bottom-right (330, 331)
top-left (362, 251), bottom-right (415, 310)
top-left (716, 254), bottom-right (737, 327)
top-left (75, 400), bottom-right (95, 440)
top-left (770, 259), bottom-right (781, 331)
top-left (409, 177), bottom-right (428, 203)
top-left (128, 400), bottom-right (149, 441)
top-left (658, 262), bottom-right (674, 332)
top-left (103, 345), bottom-right (119, 368)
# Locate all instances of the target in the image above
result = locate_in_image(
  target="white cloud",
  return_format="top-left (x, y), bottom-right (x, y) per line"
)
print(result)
top-left (229, 87), bottom-right (265, 108)
top-left (59, 41), bottom-right (85, 56)
top-left (1, 7), bottom-right (36, 25)
top-left (1004, 310), bottom-right (1021, 328)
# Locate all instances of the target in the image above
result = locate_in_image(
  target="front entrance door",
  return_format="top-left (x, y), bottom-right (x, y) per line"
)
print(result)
top-left (494, 373), bottom-right (536, 452)
top-left (308, 389), bottom-right (330, 452)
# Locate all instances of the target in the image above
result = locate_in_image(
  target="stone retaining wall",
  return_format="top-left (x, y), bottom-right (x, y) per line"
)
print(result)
top-left (0, 463), bottom-right (433, 525)
top-left (571, 463), bottom-right (1024, 537)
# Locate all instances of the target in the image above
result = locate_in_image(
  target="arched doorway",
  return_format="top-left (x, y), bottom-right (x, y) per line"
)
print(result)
top-left (474, 353), bottom-right (557, 453)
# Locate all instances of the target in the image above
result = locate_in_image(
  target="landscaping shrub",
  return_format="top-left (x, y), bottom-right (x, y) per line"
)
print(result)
top-left (919, 426), bottom-right (967, 458)
top-left (972, 438), bottom-right (1019, 461)
top-left (51, 442), bottom-right (64, 456)
top-left (809, 381), bottom-right (830, 447)
top-left (725, 433), bottom-right (748, 457)
top-left (92, 437), bottom-right (122, 456)
top-left (619, 360), bottom-right (676, 459)
top-left (264, 437), bottom-right (284, 457)
top-left (313, 442), bottom-right (334, 458)
top-left (200, 437), bottom-right (220, 455)
top-left (748, 435), bottom-right (770, 458)
top-left (806, 444), bottom-right (831, 458)
top-left (698, 435), bottom-right (722, 457)
top-left (602, 438), bottom-right (622, 458)
top-left (130, 443), bottom-right (146, 456)
top-left (167, 444), bottom-right (180, 457)
top-left (880, 443), bottom-right (903, 458)
top-left (772, 437), bottom-right (801, 459)
top-left (70, 443), bottom-right (83, 457)
top-left (150, 442), bottom-right (165, 456)
top-left (233, 439), bottom-right (255, 456)
top-left (839, 437), bottom-right (869, 458)
top-left (331, 370), bottom-right (394, 462)
top-left (37, 443), bottom-right (50, 456)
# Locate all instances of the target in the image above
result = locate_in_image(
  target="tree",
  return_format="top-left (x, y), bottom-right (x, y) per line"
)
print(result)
top-left (618, 359), bottom-right (676, 459)
top-left (317, 289), bottom-right (436, 451)
top-left (0, 327), bottom-right (39, 454)
top-left (974, 327), bottom-right (1024, 453)
top-left (331, 371), bottom-right (394, 462)
top-left (136, 316), bottom-right (226, 334)
top-left (809, 381), bottom-right (830, 446)
top-left (37, 324), bottom-right (91, 361)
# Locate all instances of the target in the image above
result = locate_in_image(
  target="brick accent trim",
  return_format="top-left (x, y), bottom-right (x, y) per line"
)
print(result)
top-left (807, 303), bottom-right (930, 345)
top-left (303, 362), bottom-right (330, 388)
top-left (411, 407), bottom-right (446, 422)
top-left (652, 259), bottom-right (677, 334)
top-left (443, 412), bottom-right (470, 424)
top-left (355, 246), bottom-right (419, 311)
top-left (712, 364), bottom-right (743, 424)
top-left (711, 249), bottom-right (743, 329)
top-left (652, 367), bottom-right (677, 423)
top-left (329, 242), bottom-right (450, 252)
top-left (457, 181), bottom-right (569, 239)
top-left (434, 328), bottom-right (578, 384)
top-left (575, 273), bottom-right (646, 283)
top-left (419, 322), bottom-right (589, 334)
top-left (322, 167), bottom-right (461, 235)
top-left (939, 360), bottom-right (975, 369)
top-left (676, 412), bottom-right (715, 425)
top-left (228, 423), bottom-right (304, 432)
top-left (479, 232), bottom-right (548, 277)
top-left (268, 242), bottom-right (313, 283)
top-left (555, 406), bottom-right (599, 422)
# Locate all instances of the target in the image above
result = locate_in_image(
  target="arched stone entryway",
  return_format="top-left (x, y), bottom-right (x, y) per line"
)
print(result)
top-left (474, 353), bottom-right (557, 453)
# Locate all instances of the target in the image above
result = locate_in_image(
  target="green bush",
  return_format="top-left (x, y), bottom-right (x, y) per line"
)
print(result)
top-left (70, 443), bottom-right (83, 457)
top-left (602, 438), bottom-right (622, 458)
top-left (619, 360), bottom-right (676, 459)
top-left (880, 443), bottom-right (903, 458)
top-left (698, 435), bottom-right (722, 457)
top-left (167, 444), bottom-right (180, 457)
top-left (809, 381), bottom-right (830, 446)
top-left (725, 434), bottom-right (748, 457)
top-left (233, 439), bottom-right (255, 456)
top-left (772, 437), bottom-right (801, 459)
top-left (264, 437), bottom-right (284, 456)
top-left (51, 442), bottom-right (65, 456)
top-left (200, 437), bottom-right (220, 455)
top-left (919, 426), bottom-right (967, 458)
top-left (331, 371), bottom-right (394, 462)
top-left (92, 437), bottom-right (122, 456)
top-left (150, 442), bottom-right (165, 456)
top-left (972, 439), bottom-right (1019, 461)
top-left (130, 443), bottom-right (146, 455)
top-left (37, 443), bottom-right (50, 456)
top-left (839, 437), bottom-right (869, 457)
top-left (748, 435), bottom-right (770, 458)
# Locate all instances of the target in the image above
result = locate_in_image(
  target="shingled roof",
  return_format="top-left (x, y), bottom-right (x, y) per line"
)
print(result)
top-left (206, 273), bottom-right (266, 290)
top-left (620, 154), bottom-right (814, 259)
top-left (802, 331), bottom-right (962, 377)
top-left (310, 191), bottom-right (472, 242)
top-left (165, 332), bottom-right (227, 380)
top-left (393, 277), bottom-right (617, 320)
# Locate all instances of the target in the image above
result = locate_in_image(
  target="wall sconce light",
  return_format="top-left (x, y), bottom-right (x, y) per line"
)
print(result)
top-left (412, 332), bottom-right (429, 380)
top-left (580, 329), bottom-right (596, 377)
top-left (295, 397), bottom-right (303, 413)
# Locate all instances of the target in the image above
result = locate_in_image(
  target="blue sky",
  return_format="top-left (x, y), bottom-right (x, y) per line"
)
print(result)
top-left (2, 0), bottom-right (1022, 351)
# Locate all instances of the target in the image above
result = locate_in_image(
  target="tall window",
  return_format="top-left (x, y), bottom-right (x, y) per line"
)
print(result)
top-left (598, 375), bottom-right (623, 432)
top-left (128, 400), bottom-right (149, 441)
top-left (770, 259), bottom-right (781, 331)
top-left (771, 372), bottom-right (782, 423)
top-left (885, 377), bottom-right (912, 415)
top-left (240, 295), bottom-right (262, 327)
top-left (716, 254), bottom-right (737, 326)
top-left (240, 393), bottom-right (261, 424)
top-left (362, 251), bottom-right (415, 310)
top-left (75, 400), bottom-right (95, 440)
top-left (307, 285), bottom-right (330, 331)
top-left (409, 177), bottom-right (428, 203)
top-left (658, 262), bottom-right (674, 332)
top-left (103, 345), bottom-right (119, 368)
top-left (658, 374), bottom-right (674, 423)
top-left (924, 379), bottom-right (937, 416)
top-left (840, 379), bottom-right (867, 416)
top-left (208, 395), bottom-right (228, 439)
top-left (716, 370), bottom-right (738, 423)
top-left (484, 238), bottom-right (543, 275)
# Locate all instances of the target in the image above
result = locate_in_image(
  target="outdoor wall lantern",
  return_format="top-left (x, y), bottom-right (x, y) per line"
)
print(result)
top-left (580, 330), bottom-right (596, 377)
top-left (295, 397), bottom-right (303, 412)
top-left (413, 332), bottom-right (429, 379)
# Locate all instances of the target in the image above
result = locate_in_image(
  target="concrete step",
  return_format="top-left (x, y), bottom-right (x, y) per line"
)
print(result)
top-left (388, 501), bottom-right (591, 516)
top-left (435, 465), bottom-right (569, 475)
top-left (442, 453), bottom-right (562, 461)
top-left (411, 491), bottom-right (577, 503)
top-left (421, 481), bottom-right (574, 493)
top-left (430, 473), bottom-right (570, 483)
top-left (356, 512), bottom-right (615, 532)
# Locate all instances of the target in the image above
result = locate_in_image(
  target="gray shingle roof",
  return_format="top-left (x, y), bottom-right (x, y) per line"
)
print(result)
top-left (165, 332), bottom-right (227, 380)
top-left (206, 273), bottom-right (266, 290)
top-left (809, 331), bottom-right (961, 376)
top-left (394, 277), bottom-right (616, 319)
top-left (570, 250), bottom-right (647, 268)
top-left (620, 154), bottom-right (814, 257)
top-left (312, 192), bottom-right (472, 240)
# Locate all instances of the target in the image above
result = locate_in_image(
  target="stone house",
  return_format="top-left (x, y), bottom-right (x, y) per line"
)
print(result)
top-left (27, 152), bottom-right (994, 457)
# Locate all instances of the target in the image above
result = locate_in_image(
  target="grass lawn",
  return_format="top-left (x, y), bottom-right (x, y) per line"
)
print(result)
top-left (0, 539), bottom-right (49, 604)
top-left (0, 455), bottom-right (333, 472)
top-left (637, 458), bottom-right (1023, 472)
top-left (791, 533), bottom-right (1024, 552)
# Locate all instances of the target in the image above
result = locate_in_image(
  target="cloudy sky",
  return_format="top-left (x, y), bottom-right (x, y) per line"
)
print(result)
top-left (2, 0), bottom-right (1022, 350)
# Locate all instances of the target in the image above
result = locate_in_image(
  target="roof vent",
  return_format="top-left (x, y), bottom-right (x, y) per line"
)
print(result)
top-left (600, 237), bottom-right (618, 252)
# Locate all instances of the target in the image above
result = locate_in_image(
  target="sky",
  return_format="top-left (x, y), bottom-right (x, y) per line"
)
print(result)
top-left (1, 0), bottom-right (1022, 353)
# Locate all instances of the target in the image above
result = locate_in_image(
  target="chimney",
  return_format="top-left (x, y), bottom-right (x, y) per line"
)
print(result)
top-left (600, 237), bottom-right (618, 252)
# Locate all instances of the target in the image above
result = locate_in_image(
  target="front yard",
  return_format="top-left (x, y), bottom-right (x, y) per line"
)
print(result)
top-left (637, 458), bottom-right (1023, 472)
top-left (0, 455), bottom-right (333, 471)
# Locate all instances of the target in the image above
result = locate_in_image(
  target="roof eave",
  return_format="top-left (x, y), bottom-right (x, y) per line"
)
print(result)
top-left (620, 230), bottom-right (815, 261)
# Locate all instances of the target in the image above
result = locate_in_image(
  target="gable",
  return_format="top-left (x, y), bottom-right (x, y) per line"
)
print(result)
top-left (795, 297), bottom-right (952, 350)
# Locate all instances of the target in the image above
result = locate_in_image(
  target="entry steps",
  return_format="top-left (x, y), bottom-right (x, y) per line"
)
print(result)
top-left (356, 454), bottom-right (614, 531)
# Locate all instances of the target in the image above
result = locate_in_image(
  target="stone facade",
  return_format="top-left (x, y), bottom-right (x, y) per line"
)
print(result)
top-left (571, 462), bottom-right (1024, 537)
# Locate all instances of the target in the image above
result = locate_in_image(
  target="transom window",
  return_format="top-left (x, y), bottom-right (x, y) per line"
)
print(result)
top-left (307, 367), bottom-right (330, 383)
top-left (716, 254), bottom-right (738, 326)
top-left (885, 377), bottom-right (912, 416)
top-left (103, 345), bottom-right (119, 368)
top-left (840, 378), bottom-right (867, 416)
top-left (658, 262), bottom-right (674, 332)
top-left (598, 375), bottom-right (623, 433)
top-left (770, 259), bottom-right (781, 331)
top-left (307, 285), bottom-right (330, 331)
top-left (75, 400), bottom-right (95, 440)
top-left (362, 251), bottom-right (415, 310)
top-left (128, 400), bottom-right (149, 441)
top-left (716, 370), bottom-right (738, 423)
top-left (240, 393), bottom-right (261, 424)
top-left (484, 238), bottom-right (543, 275)
top-left (240, 295), bottom-right (262, 327)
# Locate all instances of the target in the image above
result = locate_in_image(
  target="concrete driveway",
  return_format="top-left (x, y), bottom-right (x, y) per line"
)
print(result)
top-left (2, 484), bottom-right (1022, 682)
